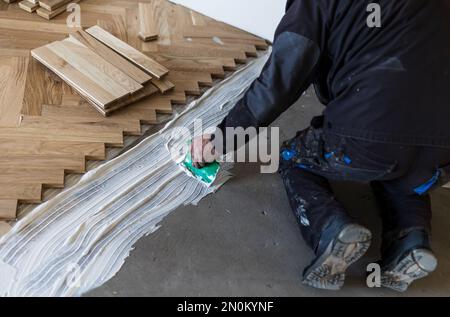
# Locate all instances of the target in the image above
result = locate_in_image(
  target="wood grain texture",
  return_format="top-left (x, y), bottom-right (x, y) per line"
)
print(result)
top-left (19, 0), bottom-right (40, 13)
top-left (36, 0), bottom-right (80, 20)
top-left (57, 38), bottom-right (143, 94)
top-left (138, 2), bottom-right (158, 41)
top-left (151, 77), bottom-right (175, 93)
top-left (0, 55), bottom-right (29, 127)
top-left (22, 57), bottom-right (63, 116)
top-left (66, 37), bottom-right (144, 93)
top-left (38, 0), bottom-right (71, 11)
top-left (0, 138), bottom-right (105, 160)
top-left (39, 105), bottom-right (143, 135)
top-left (0, 200), bottom-right (18, 220)
top-left (0, 126), bottom-right (124, 147)
top-left (0, 0), bottom-right (266, 220)
top-left (69, 30), bottom-right (152, 85)
top-left (32, 45), bottom-right (121, 107)
top-left (102, 83), bottom-right (159, 113)
top-left (0, 183), bottom-right (42, 204)
top-left (0, 154), bottom-right (85, 173)
top-left (0, 168), bottom-right (65, 187)
top-left (86, 25), bottom-right (169, 78)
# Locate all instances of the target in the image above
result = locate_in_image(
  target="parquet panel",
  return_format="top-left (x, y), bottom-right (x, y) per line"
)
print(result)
top-left (0, 0), bottom-right (268, 219)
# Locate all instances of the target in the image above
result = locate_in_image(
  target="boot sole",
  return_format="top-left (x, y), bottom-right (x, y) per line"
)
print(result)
top-left (381, 248), bottom-right (437, 292)
top-left (302, 224), bottom-right (372, 290)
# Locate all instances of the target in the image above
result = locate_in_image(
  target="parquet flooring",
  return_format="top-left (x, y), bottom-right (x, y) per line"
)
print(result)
top-left (0, 0), bottom-right (268, 219)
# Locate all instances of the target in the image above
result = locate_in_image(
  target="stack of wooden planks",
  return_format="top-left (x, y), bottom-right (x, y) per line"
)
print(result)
top-left (3, 0), bottom-right (81, 20)
top-left (32, 26), bottom-right (174, 116)
top-left (138, 2), bottom-right (158, 41)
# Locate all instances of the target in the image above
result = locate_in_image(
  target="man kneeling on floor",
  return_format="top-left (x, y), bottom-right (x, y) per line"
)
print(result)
top-left (191, 0), bottom-right (450, 291)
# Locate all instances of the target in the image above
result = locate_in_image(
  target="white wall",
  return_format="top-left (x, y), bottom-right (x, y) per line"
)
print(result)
top-left (170, 0), bottom-right (286, 41)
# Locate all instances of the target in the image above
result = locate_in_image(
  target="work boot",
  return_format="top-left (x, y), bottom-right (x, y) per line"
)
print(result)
top-left (380, 230), bottom-right (437, 292)
top-left (302, 223), bottom-right (372, 290)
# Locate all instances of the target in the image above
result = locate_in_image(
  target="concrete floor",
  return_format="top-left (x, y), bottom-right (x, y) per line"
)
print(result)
top-left (87, 89), bottom-right (450, 297)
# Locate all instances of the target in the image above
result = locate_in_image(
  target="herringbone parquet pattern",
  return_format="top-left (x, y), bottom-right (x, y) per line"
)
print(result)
top-left (0, 0), bottom-right (268, 219)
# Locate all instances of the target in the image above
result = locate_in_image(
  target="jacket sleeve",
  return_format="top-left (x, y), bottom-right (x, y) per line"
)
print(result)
top-left (215, 0), bottom-right (329, 148)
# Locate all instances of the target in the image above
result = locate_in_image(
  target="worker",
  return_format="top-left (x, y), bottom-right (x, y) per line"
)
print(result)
top-left (191, 0), bottom-right (450, 291)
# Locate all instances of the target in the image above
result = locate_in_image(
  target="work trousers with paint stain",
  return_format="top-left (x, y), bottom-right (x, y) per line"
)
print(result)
top-left (278, 122), bottom-right (450, 255)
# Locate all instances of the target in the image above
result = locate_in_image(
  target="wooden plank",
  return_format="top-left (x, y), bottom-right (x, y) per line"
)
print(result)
top-left (31, 45), bottom-right (119, 108)
top-left (48, 40), bottom-right (138, 99)
top-left (0, 200), bottom-right (18, 220)
top-left (99, 83), bottom-right (159, 116)
top-left (36, 0), bottom-right (79, 20)
top-left (170, 79), bottom-right (200, 96)
top-left (0, 221), bottom-right (11, 237)
top-left (25, 112), bottom-right (142, 135)
top-left (22, 57), bottom-right (63, 116)
top-left (106, 82), bottom-right (158, 109)
top-left (57, 96), bottom-right (157, 122)
top-left (132, 94), bottom-right (173, 114)
top-left (138, 2), bottom-right (158, 41)
top-left (86, 25), bottom-right (169, 78)
top-left (0, 183), bottom-right (42, 204)
top-left (18, 0), bottom-right (40, 13)
top-left (0, 127), bottom-right (124, 147)
top-left (58, 76), bottom-right (158, 116)
top-left (0, 168), bottom-right (64, 188)
top-left (38, 0), bottom-right (70, 11)
top-left (188, 37), bottom-right (258, 57)
top-left (0, 55), bottom-right (29, 127)
top-left (0, 155), bottom-right (85, 173)
top-left (43, 102), bottom-right (153, 123)
top-left (170, 70), bottom-right (213, 87)
top-left (18, 118), bottom-right (126, 147)
top-left (0, 18), bottom-right (72, 33)
top-left (55, 77), bottom-right (116, 115)
top-left (36, 7), bottom-right (63, 20)
top-left (154, 55), bottom-right (225, 77)
top-left (62, 37), bottom-right (143, 94)
top-left (0, 138), bottom-right (105, 160)
top-left (155, 43), bottom-right (247, 63)
top-left (159, 90), bottom-right (186, 104)
top-left (69, 30), bottom-right (152, 85)
top-left (183, 25), bottom-right (265, 42)
top-left (0, 28), bottom-right (66, 51)
top-left (151, 77), bottom-right (175, 93)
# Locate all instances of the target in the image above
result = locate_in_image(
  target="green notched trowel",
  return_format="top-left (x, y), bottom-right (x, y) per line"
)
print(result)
top-left (180, 142), bottom-right (220, 187)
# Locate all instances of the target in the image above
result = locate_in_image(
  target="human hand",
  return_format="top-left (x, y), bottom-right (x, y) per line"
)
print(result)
top-left (191, 134), bottom-right (217, 168)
